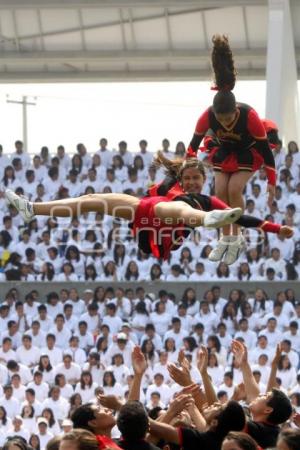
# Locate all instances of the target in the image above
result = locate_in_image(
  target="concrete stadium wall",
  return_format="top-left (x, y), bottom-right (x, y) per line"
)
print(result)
top-left (0, 281), bottom-right (299, 302)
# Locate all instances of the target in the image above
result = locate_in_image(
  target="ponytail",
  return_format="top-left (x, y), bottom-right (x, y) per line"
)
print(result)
top-left (152, 150), bottom-right (183, 178)
top-left (212, 34), bottom-right (236, 91)
top-left (153, 151), bottom-right (205, 180)
top-left (211, 35), bottom-right (237, 114)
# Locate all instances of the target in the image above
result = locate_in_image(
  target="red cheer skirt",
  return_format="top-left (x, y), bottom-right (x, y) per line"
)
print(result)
top-left (208, 146), bottom-right (264, 173)
top-left (131, 196), bottom-right (185, 260)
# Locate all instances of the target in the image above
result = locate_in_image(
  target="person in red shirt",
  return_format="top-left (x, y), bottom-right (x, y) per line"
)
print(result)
top-left (186, 35), bottom-right (276, 265)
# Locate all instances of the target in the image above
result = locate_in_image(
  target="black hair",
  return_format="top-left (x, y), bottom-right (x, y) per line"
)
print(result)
top-left (117, 401), bottom-right (148, 441)
top-left (80, 370), bottom-right (93, 389)
top-left (266, 388), bottom-right (293, 424)
top-left (215, 401), bottom-right (245, 435)
top-left (103, 370), bottom-right (116, 387)
top-left (278, 354), bottom-right (291, 371)
top-left (150, 263), bottom-right (163, 281)
top-left (0, 406), bottom-right (7, 424)
top-left (141, 339), bottom-right (155, 361)
top-left (65, 245), bottom-right (80, 262)
top-left (38, 355), bottom-right (53, 372)
top-left (71, 403), bottom-right (95, 432)
top-left (135, 301), bottom-right (149, 316)
top-left (207, 335), bottom-right (221, 353)
top-left (183, 336), bottom-right (197, 352)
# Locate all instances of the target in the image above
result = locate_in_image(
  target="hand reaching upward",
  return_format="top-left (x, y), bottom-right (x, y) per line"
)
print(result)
top-left (197, 346), bottom-right (208, 375)
top-left (231, 340), bottom-right (248, 368)
top-left (271, 343), bottom-right (283, 368)
top-left (131, 346), bottom-right (147, 376)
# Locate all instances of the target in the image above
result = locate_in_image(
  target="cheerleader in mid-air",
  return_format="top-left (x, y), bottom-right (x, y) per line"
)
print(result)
top-left (186, 35), bottom-right (277, 265)
top-left (5, 153), bottom-right (292, 262)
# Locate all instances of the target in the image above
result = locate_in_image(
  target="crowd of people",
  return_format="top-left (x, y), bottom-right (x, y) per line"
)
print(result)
top-left (0, 285), bottom-right (299, 449)
top-left (0, 136), bottom-right (300, 281)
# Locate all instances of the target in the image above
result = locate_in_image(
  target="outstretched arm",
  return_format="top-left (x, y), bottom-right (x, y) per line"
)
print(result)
top-left (266, 343), bottom-right (282, 392)
top-left (197, 346), bottom-right (218, 406)
top-left (186, 109), bottom-right (210, 158)
top-left (149, 419), bottom-right (179, 444)
top-left (128, 346), bottom-right (147, 401)
top-left (231, 340), bottom-right (260, 403)
top-left (236, 216), bottom-right (293, 238)
top-left (209, 197), bottom-right (293, 238)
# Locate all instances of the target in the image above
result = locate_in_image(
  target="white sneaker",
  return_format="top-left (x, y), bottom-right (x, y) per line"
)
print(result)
top-left (5, 189), bottom-right (34, 223)
top-left (203, 208), bottom-right (242, 229)
top-left (224, 235), bottom-right (246, 265)
top-left (208, 237), bottom-right (228, 262)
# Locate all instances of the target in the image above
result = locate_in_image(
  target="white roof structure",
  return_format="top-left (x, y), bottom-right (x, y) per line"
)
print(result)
top-left (1, 0), bottom-right (297, 83)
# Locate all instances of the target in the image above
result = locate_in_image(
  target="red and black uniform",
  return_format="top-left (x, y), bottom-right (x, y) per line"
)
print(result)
top-left (130, 175), bottom-right (282, 260)
top-left (186, 103), bottom-right (276, 186)
top-left (261, 118), bottom-right (280, 150)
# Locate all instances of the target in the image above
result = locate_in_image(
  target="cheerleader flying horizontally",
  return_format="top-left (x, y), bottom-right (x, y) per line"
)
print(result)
top-left (5, 153), bottom-right (292, 261)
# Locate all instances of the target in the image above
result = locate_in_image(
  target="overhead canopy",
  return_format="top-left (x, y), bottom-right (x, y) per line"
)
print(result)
top-left (0, 0), bottom-right (298, 82)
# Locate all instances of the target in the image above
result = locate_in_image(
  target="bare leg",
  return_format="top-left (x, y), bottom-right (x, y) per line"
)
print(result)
top-left (154, 201), bottom-right (241, 229)
top-left (33, 193), bottom-right (140, 221)
top-left (228, 171), bottom-right (253, 234)
top-left (6, 189), bottom-right (242, 231)
top-left (214, 171), bottom-right (231, 236)
top-left (154, 201), bottom-right (206, 227)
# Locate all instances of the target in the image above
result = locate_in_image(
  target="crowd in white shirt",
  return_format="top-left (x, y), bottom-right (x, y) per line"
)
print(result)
top-left (0, 283), bottom-right (299, 447)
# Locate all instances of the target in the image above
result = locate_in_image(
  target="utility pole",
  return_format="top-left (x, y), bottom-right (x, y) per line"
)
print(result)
top-left (6, 95), bottom-right (36, 152)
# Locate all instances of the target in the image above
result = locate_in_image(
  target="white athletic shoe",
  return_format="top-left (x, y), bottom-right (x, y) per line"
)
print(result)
top-left (224, 235), bottom-right (246, 265)
top-left (208, 237), bottom-right (228, 262)
top-left (5, 189), bottom-right (34, 223)
top-left (203, 208), bottom-right (242, 229)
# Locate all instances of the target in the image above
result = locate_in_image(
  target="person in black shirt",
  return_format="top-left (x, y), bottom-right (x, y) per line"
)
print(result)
top-left (245, 389), bottom-right (293, 449)
top-left (117, 401), bottom-right (160, 450)
top-left (232, 340), bottom-right (293, 449)
top-left (149, 400), bottom-right (246, 450)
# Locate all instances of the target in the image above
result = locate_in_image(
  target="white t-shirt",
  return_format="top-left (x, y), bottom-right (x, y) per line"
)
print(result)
top-left (0, 396), bottom-right (20, 418)
top-left (146, 383), bottom-right (172, 406)
top-left (42, 397), bottom-right (69, 421)
top-left (16, 345), bottom-right (40, 366)
top-left (40, 346), bottom-right (63, 366)
top-left (75, 382), bottom-right (98, 403)
top-left (53, 362), bottom-right (81, 383)
top-left (27, 381), bottom-right (50, 402)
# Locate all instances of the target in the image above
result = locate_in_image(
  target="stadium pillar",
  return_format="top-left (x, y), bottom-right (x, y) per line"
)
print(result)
top-left (266, 0), bottom-right (300, 144)
top-left (6, 95), bottom-right (36, 152)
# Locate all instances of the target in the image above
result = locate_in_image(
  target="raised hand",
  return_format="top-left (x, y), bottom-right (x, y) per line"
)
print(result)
top-left (293, 412), bottom-right (300, 428)
top-left (197, 346), bottom-right (208, 374)
top-left (97, 394), bottom-right (123, 411)
top-left (271, 343), bottom-right (283, 368)
top-left (177, 348), bottom-right (185, 366)
top-left (131, 346), bottom-right (147, 376)
top-left (168, 394), bottom-right (193, 416)
top-left (232, 383), bottom-right (246, 401)
top-left (179, 383), bottom-right (201, 397)
top-left (168, 362), bottom-right (192, 387)
top-left (231, 340), bottom-right (248, 367)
